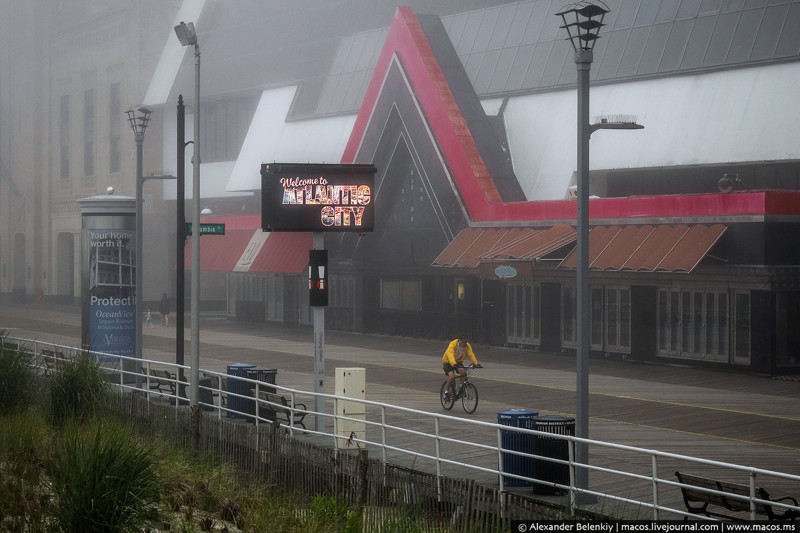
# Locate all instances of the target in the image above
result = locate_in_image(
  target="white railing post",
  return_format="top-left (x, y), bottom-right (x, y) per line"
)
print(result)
top-left (651, 454), bottom-right (659, 520)
top-left (254, 381), bottom-right (260, 429)
top-left (749, 471), bottom-right (757, 521)
top-left (332, 397), bottom-right (339, 449)
top-left (381, 405), bottom-right (387, 466)
top-left (568, 436), bottom-right (577, 512)
top-left (496, 427), bottom-right (505, 493)
top-left (435, 416), bottom-right (442, 502)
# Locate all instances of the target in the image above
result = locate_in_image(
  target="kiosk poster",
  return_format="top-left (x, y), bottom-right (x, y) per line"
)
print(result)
top-left (261, 163), bottom-right (376, 232)
top-left (88, 229), bottom-right (136, 361)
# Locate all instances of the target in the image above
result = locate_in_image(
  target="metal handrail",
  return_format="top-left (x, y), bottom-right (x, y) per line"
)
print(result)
top-left (8, 335), bottom-right (800, 521)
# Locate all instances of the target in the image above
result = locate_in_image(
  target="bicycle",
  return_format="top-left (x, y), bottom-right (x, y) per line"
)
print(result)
top-left (440, 363), bottom-right (480, 413)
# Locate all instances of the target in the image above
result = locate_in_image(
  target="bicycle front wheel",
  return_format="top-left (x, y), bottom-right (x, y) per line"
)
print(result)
top-left (461, 382), bottom-right (478, 413)
top-left (440, 381), bottom-right (455, 410)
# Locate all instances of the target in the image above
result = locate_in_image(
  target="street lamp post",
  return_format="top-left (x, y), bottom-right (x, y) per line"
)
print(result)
top-left (556, 0), bottom-right (608, 502)
top-left (174, 21), bottom-right (201, 410)
top-left (126, 104), bottom-right (152, 369)
top-left (556, 2), bottom-right (642, 502)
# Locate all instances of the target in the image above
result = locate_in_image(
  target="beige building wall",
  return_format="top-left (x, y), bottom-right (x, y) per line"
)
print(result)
top-left (0, 0), bottom-right (179, 305)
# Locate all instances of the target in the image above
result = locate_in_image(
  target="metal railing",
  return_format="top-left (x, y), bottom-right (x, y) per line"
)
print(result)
top-left (7, 335), bottom-right (800, 521)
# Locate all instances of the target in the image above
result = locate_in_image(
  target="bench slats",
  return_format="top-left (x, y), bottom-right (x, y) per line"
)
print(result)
top-left (676, 471), bottom-right (798, 522)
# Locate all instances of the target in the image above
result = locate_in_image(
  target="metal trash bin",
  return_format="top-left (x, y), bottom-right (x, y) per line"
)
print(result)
top-left (498, 409), bottom-right (538, 486)
top-left (532, 415), bottom-right (575, 495)
top-left (226, 363), bottom-right (255, 418)
top-left (245, 367), bottom-right (277, 420)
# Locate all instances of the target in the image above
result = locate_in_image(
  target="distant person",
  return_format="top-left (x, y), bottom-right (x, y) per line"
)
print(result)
top-left (442, 334), bottom-right (481, 400)
top-left (145, 308), bottom-right (153, 329)
top-left (159, 293), bottom-right (170, 327)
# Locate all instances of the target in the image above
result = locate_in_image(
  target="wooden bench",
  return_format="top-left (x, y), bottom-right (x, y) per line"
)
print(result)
top-left (675, 471), bottom-right (799, 522)
top-left (202, 372), bottom-right (227, 406)
top-left (41, 348), bottom-right (65, 373)
top-left (148, 368), bottom-right (176, 396)
top-left (256, 390), bottom-right (307, 429)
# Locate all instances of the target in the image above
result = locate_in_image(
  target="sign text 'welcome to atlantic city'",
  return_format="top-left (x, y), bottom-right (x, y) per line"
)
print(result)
top-left (280, 176), bottom-right (371, 228)
top-left (261, 163), bottom-right (376, 233)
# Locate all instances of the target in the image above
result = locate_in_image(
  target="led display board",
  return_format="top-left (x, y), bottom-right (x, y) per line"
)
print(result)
top-left (261, 163), bottom-right (376, 232)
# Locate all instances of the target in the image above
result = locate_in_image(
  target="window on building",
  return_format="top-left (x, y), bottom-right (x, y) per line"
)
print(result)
top-left (84, 88), bottom-right (95, 176)
top-left (330, 276), bottom-right (355, 308)
top-left (454, 279), bottom-right (466, 312)
top-left (200, 96), bottom-right (258, 163)
top-left (605, 286), bottom-right (630, 353)
top-left (657, 288), bottom-right (740, 363)
top-left (60, 95), bottom-right (70, 179)
top-left (381, 280), bottom-right (421, 311)
top-left (108, 82), bottom-right (121, 174)
top-left (562, 285), bottom-right (576, 345)
top-left (506, 283), bottom-right (541, 346)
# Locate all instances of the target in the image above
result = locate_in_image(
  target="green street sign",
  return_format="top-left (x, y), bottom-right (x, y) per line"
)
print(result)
top-left (185, 223), bottom-right (225, 236)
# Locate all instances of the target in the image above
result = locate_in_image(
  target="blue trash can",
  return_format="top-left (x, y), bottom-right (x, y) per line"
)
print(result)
top-left (227, 363), bottom-right (255, 418)
top-left (498, 409), bottom-right (538, 486)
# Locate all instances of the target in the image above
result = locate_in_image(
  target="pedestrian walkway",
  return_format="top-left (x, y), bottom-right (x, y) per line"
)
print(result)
top-left (3, 303), bottom-right (800, 513)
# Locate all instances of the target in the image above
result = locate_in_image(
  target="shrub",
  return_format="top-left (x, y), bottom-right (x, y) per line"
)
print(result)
top-left (46, 353), bottom-right (117, 425)
top-left (306, 494), bottom-right (361, 533)
top-left (0, 409), bottom-right (51, 532)
top-left (0, 332), bottom-right (36, 411)
top-left (48, 419), bottom-right (160, 533)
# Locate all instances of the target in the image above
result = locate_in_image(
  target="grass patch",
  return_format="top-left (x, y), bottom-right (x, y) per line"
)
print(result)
top-left (46, 353), bottom-right (117, 426)
top-left (48, 419), bottom-right (160, 533)
top-left (0, 331), bottom-right (36, 412)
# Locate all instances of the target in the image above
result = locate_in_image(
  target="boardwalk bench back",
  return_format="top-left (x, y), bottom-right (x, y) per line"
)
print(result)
top-left (257, 390), bottom-right (307, 429)
top-left (149, 368), bottom-right (176, 396)
top-left (675, 471), bottom-right (799, 522)
top-left (40, 349), bottom-right (65, 373)
top-left (202, 372), bottom-right (227, 406)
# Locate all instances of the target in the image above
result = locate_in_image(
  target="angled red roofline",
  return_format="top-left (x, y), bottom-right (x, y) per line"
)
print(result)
top-left (341, 7), bottom-right (800, 221)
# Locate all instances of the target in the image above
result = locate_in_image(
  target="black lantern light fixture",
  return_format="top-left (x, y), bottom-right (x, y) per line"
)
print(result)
top-left (126, 103), bottom-right (152, 369)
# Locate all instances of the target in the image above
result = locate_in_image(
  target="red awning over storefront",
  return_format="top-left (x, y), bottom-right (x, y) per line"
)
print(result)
top-left (433, 223), bottom-right (727, 274)
top-left (246, 232), bottom-right (312, 274)
top-left (184, 229), bottom-right (256, 271)
top-left (432, 225), bottom-right (576, 268)
top-left (558, 223), bottom-right (727, 273)
top-left (183, 216), bottom-right (312, 274)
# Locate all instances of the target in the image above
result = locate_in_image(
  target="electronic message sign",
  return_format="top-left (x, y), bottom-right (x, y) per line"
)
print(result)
top-left (261, 163), bottom-right (376, 232)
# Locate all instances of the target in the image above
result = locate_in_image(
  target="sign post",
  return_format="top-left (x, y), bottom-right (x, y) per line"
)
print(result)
top-left (261, 163), bottom-right (376, 432)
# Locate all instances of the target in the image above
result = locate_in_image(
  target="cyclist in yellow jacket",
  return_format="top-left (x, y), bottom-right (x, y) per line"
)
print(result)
top-left (442, 335), bottom-right (482, 400)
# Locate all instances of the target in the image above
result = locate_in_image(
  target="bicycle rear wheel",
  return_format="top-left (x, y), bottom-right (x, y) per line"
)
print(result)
top-left (440, 381), bottom-right (455, 410)
top-left (461, 382), bottom-right (478, 413)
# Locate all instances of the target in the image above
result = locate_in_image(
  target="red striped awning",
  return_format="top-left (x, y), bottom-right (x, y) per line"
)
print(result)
top-left (433, 223), bottom-right (726, 274)
top-left (184, 229), bottom-right (256, 271)
top-left (432, 225), bottom-right (576, 268)
top-left (182, 216), bottom-right (312, 274)
top-left (245, 232), bottom-right (313, 274)
top-left (558, 223), bottom-right (727, 273)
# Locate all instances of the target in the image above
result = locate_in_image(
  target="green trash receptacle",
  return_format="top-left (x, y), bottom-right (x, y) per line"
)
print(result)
top-left (498, 409), bottom-right (538, 487)
top-left (245, 367), bottom-right (277, 420)
top-left (532, 415), bottom-right (575, 495)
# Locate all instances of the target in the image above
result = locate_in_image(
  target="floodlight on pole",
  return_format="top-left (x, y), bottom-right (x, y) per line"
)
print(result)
top-left (174, 20), bottom-right (201, 412)
top-left (126, 103), bottom-right (152, 375)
